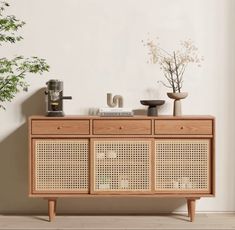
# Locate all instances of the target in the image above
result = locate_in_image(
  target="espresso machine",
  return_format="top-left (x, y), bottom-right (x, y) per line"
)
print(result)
top-left (45, 80), bottom-right (72, 117)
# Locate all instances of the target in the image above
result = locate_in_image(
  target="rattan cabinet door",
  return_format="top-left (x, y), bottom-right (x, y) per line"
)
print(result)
top-left (91, 139), bottom-right (152, 193)
top-left (32, 139), bottom-right (89, 194)
top-left (155, 139), bottom-right (211, 193)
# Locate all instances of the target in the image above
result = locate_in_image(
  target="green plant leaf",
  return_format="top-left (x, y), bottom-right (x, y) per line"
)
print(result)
top-left (0, 1), bottom-right (50, 110)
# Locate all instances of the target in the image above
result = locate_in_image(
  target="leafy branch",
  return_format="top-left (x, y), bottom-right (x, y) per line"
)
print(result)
top-left (0, 1), bottom-right (49, 110)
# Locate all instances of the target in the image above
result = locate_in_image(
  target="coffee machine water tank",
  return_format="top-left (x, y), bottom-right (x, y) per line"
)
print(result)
top-left (45, 79), bottom-right (72, 117)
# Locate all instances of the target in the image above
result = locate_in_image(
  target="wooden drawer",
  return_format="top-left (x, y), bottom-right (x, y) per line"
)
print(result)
top-left (31, 120), bottom-right (90, 135)
top-left (93, 120), bottom-right (151, 135)
top-left (155, 120), bottom-right (212, 135)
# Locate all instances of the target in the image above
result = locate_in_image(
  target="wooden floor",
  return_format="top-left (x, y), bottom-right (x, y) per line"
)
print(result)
top-left (0, 213), bottom-right (235, 229)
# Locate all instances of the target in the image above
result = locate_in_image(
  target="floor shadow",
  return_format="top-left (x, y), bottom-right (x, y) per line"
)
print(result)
top-left (30, 216), bottom-right (49, 222)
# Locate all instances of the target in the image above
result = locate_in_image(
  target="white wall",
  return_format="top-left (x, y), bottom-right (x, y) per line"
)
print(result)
top-left (0, 0), bottom-right (234, 213)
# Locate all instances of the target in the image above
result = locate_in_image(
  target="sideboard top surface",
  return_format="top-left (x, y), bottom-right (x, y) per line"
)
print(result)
top-left (29, 115), bottom-right (215, 120)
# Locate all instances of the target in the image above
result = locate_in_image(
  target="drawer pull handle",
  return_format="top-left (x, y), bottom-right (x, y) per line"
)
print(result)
top-left (119, 126), bottom-right (124, 130)
top-left (57, 126), bottom-right (62, 130)
top-left (180, 126), bottom-right (184, 130)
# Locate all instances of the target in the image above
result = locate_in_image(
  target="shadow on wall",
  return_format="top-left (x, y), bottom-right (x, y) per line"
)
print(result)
top-left (0, 88), bottom-right (186, 214)
top-left (21, 88), bottom-right (46, 118)
top-left (0, 88), bottom-right (47, 213)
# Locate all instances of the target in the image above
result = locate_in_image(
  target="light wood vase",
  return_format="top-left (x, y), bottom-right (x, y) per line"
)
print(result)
top-left (167, 92), bottom-right (188, 116)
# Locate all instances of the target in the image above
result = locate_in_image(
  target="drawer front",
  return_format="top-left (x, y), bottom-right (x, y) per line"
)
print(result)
top-left (93, 120), bottom-right (151, 135)
top-left (155, 120), bottom-right (212, 135)
top-left (32, 120), bottom-right (90, 135)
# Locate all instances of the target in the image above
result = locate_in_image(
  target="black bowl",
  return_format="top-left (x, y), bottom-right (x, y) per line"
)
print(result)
top-left (140, 100), bottom-right (165, 106)
top-left (140, 100), bottom-right (165, 116)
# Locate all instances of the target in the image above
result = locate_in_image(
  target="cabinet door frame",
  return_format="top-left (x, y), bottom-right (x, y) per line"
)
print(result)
top-left (30, 138), bottom-right (90, 195)
top-left (154, 138), bottom-right (212, 195)
top-left (90, 138), bottom-right (154, 195)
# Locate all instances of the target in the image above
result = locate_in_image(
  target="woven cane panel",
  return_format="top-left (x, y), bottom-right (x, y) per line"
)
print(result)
top-left (93, 140), bottom-right (151, 192)
top-left (155, 139), bottom-right (210, 192)
top-left (34, 139), bottom-right (89, 192)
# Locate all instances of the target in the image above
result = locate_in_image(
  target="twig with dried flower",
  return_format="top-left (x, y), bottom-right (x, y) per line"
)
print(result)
top-left (143, 38), bottom-right (203, 93)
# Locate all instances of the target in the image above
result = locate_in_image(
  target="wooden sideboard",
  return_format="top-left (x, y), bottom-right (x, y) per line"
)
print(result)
top-left (28, 115), bottom-right (215, 222)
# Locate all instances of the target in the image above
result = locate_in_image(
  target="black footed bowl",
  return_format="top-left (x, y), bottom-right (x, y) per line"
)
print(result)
top-left (140, 100), bottom-right (165, 116)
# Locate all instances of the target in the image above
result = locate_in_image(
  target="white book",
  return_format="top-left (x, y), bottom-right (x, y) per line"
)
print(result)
top-left (99, 107), bottom-right (134, 117)
top-left (99, 108), bottom-right (133, 112)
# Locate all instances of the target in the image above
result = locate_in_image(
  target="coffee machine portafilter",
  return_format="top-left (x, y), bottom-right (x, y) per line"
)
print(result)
top-left (45, 79), bottom-right (72, 117)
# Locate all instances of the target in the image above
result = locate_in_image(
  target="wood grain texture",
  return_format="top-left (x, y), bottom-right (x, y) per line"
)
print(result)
top-left (28, 115), bottom-right (215, 222)
top-left (31, 120), bottom-right (90, 135)
top-left (155, 120), bottom-right (212, 135)
top-left (28, 117), bottom-right (32, 196)
top-left (29, 115), bottom-right (215, 120)
top-left (93, 119), bottom-right (152, 135)
top-left (212, 118), bottom-right (216, 196)
top-left (29, 193), bottom-right (215, 198)
top-left (187, 198), bottom-right (196, 222)
top-left (48, 199), bottom-right (56, 222)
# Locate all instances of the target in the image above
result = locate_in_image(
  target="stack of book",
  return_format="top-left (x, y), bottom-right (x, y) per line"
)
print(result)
top-left (99, 108), bottom-right (134, 117)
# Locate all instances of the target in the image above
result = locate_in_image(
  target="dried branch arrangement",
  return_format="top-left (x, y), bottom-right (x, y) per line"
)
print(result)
top-left (143, 38), bottom-right (203, 93)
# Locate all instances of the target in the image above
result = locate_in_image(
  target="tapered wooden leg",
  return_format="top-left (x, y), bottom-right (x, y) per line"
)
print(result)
top-left (48, 198), bottom-right (57, 222)
top-left (187, 198), bottom-right (196, 222)
top-left (55, 199), bottom-right (57, 214)
top-left (187, 199), bottom-right (191, 218)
